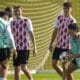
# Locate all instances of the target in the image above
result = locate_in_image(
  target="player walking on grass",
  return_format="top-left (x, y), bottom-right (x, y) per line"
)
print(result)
top-left (11, 5), bottom-right (37, 80)
top-left (48, 2), bottom-right (76, 80)
top-left (0, 11), bottom-right (17, 80)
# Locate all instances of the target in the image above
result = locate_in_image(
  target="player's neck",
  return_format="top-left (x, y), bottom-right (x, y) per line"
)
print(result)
top-left (64, 13), bottom-right (70, 18)
top-left (16, 15), bottom-right (23, 19)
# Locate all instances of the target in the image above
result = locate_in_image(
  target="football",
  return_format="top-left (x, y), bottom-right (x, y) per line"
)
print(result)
top-left (59, 51), bottom-right (67, 62)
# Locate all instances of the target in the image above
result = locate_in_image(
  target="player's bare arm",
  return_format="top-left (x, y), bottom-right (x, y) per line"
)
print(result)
top-left (66, 54), bottom-right (80, 59)
top-left (49, 28), bottom-right (58, 52)
top-left (29, 31), bottom-right (37, 56)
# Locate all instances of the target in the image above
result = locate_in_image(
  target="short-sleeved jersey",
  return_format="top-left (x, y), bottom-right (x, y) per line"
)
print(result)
top-left (70, 33), bottom-right (80, 68)
top-left (11, 17), bottom-right (33, 50)
top-left (0, 18), bottom-right (12, 48)
top-left (54, 15), bottom-right (76, 49)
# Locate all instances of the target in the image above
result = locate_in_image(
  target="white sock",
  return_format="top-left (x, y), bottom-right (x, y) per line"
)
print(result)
top-left (29, 78), bottom-right (33, 80)
top-left (31, 78), bottom-right (33, 80)
top-left (0, 78), bottom-right (7, 80)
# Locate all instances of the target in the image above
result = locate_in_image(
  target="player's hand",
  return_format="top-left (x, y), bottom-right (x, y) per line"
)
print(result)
top-left (33, 48), bottom-right (37, 57)
top-left (65, 53), bottom-right (73, 61)
top-left (48, 45), bottom-right (53, 52)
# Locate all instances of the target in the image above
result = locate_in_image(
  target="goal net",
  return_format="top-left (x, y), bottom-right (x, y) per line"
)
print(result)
top-left (0, 0), bottom-right (64, 71)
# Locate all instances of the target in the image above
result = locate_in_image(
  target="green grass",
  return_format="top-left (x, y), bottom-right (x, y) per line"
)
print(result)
top-left (8, 73), bottom-right (80, 80)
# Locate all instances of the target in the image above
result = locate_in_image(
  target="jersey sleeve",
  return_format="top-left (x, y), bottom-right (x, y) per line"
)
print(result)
top-left (70, 16), bottom-right (77, 24)
top-left (72, 18), bottom-right (77, 23)
top-left (54, 16), bottom-right (59, 28)
top-left (27, 18), bottom-right (33, 31)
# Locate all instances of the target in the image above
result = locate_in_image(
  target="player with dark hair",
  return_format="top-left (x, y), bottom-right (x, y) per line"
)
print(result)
top-left (48, 2), bottom-right (76, 80)
top-left (0, 11), bottom-right (17, 80)
top-left (4, 6), bottom-right (16, 48)
top-left (64, 23), bottom-right (80, 80)
top-left (5, 7), bottom-right (13, 18)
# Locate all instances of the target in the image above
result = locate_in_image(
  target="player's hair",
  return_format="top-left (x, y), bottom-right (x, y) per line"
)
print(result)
top-left (0, 11), bottom-right (8, 17)
top-left (13, 5), bottom-right (22, 9)
top-left (63, 2), bottom-right (72, 7)
top-left (5, 7), bottom-right (12, 12)
top-left (5, 7), bottom-right (12, 18)
top-left (68, 23), bottom-right (79, 32)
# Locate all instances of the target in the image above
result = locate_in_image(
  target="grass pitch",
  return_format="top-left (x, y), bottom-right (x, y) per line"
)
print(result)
top-left (8, 73), bottom-right (80, 80)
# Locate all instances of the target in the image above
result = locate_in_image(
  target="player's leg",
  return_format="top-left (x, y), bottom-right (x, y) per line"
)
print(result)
top-left (62, 62), bottom-right (67, 80)
top-left (14, 66), bottom-right (21, 80)
top-left (21, 50), bottom-right (33, 80)
top-left (0, 59), bottom-right (8, 80)
top-left (0, 48), bottom-right (11, 80)
top-left (52, 47), bottom-right (63, 77)
top-left (61, 56), bottom-right (77, 80)
top-left (13, 51), bottom-right (21, 80)
top-left (52, 47), bottom-right (70, 79)
top-left (52, 59), bottom-right (63, 76)
top-left (65, 60), bottom-right (78, 80)
top-left (21, 64), bottom-right (33, 80)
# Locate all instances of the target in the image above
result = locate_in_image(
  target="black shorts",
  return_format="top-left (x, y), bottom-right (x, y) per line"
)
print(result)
top-left (13, 50), bottom-right (30, 66)
top-left (0, 48), bottom-right (11, 62)
top-left (52, 47), bottom-right (69, 60)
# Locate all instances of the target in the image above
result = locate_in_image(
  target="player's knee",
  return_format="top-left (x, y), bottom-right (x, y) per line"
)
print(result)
top-left (52, 61), bottom-right (58, 68)
top-left (65, 67), bottom-right (71, 75)
top-left (21, 65), bottom-right (27, 72)
top-left (15, 67), bottom-right (21, 73)
top-left (1, 64), bottom-right (8, 70)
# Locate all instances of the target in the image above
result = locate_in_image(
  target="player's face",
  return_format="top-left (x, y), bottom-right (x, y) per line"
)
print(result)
top-left (14, 8), bottom-right (22, 17)
top-left (63, 6), bottom-right (72, 15)
top-left (3, 15), bottom-right (9, 21)
top-left (6, 11), bottom-right (13, 18)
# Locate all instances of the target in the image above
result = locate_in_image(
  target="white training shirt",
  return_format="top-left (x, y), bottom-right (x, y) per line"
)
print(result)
top-left (54, 15), bottom-right (76, 49)
top-left (6, 17), bottom-right (16, 49)
top-left (11, 17), bottom-right (33, 50)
